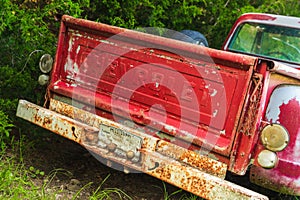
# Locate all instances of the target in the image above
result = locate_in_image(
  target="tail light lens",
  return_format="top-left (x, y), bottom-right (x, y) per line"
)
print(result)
top-left (257, 149), bottom-right (278, 169)
top-left (260, 123), bottom-right (289, 152)
top-left (39, 54), bottom-right (53, 73)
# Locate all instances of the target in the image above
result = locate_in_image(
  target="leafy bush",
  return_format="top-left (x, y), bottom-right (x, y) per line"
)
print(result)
top-left (0, 0), bottom-right (89, 121)
top-left (0, 110), bottom-right (13, 138)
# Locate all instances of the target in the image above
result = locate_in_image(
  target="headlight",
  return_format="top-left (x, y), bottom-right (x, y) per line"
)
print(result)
top-left (39, 54), bottom-right (53, 73)
top-left (257, 149), bottom-right (278, 169)
top-left (260, 123), bottom-right (289, 152)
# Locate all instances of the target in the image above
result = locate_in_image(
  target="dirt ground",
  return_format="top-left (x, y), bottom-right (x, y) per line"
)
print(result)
top-left (21, 128), bottom-right (297, 200)
top-left (21, 129), bottom-right (187, 200)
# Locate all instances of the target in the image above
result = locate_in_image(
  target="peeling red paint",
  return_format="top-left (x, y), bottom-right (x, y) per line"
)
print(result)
top-left (251, 75), bottom-right (300, 195)
top-left (277, 98), bottom-right (300, 179)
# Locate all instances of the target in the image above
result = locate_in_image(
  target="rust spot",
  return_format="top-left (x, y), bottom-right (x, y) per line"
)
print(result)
top-left (43, 116), bottom-right (52, 126)
top-left (156, 140), bottom-right (226, 178)
top-left (82, 128), bottom-right (99, 145)
top-left (154, 165), bottom-right (171, 180)
top-left (107, 142), bottom-right (117, 152)
top-left (188, 176), bottom-right (209, 195)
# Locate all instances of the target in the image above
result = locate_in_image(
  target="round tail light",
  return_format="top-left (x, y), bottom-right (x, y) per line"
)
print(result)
top-left (260, 124), bottom-right (289, 152)
top-left (257, 149), bottom-right (278, 169)
top-left (39, 54), bottom-right (53, 73)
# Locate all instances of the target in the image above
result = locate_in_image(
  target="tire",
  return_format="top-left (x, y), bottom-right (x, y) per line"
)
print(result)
top-left (171, 30), bottom-right (209, 47)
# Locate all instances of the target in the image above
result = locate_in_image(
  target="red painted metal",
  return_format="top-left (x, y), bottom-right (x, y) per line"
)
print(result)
top-left (250, 62), bottom-right (300, 195)
top-left (49, 15), bottom-right (258, 160)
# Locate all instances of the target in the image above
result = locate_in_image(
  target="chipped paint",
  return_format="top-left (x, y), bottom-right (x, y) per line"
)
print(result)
top-left (271, 62), bottom-right (300, 79)
top-left (76, 45), bottom-right (81, 54)
top-left (164, 125), bottom-right (176, 133)
top-left (251, 81), bottom-right (300, 195)
top-left (266, 85), bottom-right (300, 123)
top-left (210, 88), bottom-right (218, 97)
top-left (220, 130), bottom-right (226, 135)
top-left (212, 110), bottom-right (218, 118)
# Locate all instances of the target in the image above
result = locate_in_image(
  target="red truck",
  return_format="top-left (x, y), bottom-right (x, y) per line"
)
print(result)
top-left (16, 13), bottom-right (300, 199)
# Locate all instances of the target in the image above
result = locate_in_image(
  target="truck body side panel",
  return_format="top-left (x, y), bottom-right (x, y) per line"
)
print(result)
top-left (250, 65), bottom-right (300, 195)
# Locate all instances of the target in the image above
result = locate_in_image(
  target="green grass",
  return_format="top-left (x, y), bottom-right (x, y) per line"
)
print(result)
top-left (154, 181), bottom-right (202, 200)
top-left (0, 125), bottom-right (67, 199)
top-left (0, 133), bottom-right (202, 200)
top-left (0, 109), bottom-right (201, 200)
top-left (89, 174), bottom-right (132, 200)
top-left (0, 138), bottom-right (45, 199)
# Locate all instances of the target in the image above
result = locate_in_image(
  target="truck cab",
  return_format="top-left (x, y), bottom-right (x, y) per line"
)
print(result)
top-left (223, 13), bottom-right (300, 196)
top-left (223, 13), bottom-right (300, 69)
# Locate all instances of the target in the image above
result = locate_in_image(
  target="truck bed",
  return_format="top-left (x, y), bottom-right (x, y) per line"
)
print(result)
top-left (49, 15), bottom-right (257, 157)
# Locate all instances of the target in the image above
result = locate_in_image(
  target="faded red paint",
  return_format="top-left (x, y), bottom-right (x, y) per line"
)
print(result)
top-left (49, 15), bottom-right (259, 160)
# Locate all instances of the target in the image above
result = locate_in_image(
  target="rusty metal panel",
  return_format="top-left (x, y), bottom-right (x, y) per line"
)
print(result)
top-left (156, 140), bottom-right (227, 178)
top-left (16, 99), bottom-right (268, 199)
top-left (144, 151), bottom-right (267, 200)
top-left (16, 100), bottom-right (90, 143)
top-left (48, 98), bottom-right (226, 178)
top-left (250, 165), bottom-right (300, 196)
top-left (229, 73), bottom-right (264, 175)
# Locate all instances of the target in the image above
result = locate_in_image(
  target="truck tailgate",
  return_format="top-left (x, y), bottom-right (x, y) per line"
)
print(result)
top-left (49, 16), bottom-right (257, 157)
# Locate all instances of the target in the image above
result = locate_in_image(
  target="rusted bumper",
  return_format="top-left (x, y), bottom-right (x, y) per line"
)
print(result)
top-left (16, 99), bottom-right (268, 200)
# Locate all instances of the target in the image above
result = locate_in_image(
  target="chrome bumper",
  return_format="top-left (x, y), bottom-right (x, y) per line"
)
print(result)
top-left (16, 99), bottom-right (268, 200)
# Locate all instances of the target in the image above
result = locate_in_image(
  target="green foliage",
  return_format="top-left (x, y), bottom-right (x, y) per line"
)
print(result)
top-left (0, 0), bottom-right (89, 123)
top-left (258, 0), bottom-right (300, 16)
top-left (0, 111), bottom-right (14, 138)
top-left (90, 174), bottom-right (132, 200)
top-left (84, 0), bottom-right (257, 48)
top-left (156, 181), bottom-right (183, 200)
top-left (28, 165), bottom-right (45, 178)
top-left (86, 0), bottom-right (300, 48)
top-left (0, 135), bottom-right (39, 199)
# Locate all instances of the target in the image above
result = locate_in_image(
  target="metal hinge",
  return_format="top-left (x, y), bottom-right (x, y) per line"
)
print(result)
top-left (243, 73), bottom-right (263, 136)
